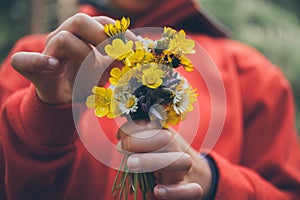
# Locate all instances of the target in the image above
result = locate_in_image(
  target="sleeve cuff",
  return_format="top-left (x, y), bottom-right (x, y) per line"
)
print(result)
top-left (201, 153), bottom-right (218, 200)
top-left (19, 85), bottom-right (85, 147)
top-left (207, 151), bottom-right (256, 200)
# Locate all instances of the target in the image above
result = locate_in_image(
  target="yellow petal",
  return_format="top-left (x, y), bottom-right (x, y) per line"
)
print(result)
top-left (121, 17), bottom-right (130, 31)
top-left (135, 41), bottom-right (143, 50)
top-left (185, 66), bottom-right (194, 72)
top-left (110, 67), bottom-right (122, 78)
top-left (124, 40), bottom-right (134, 50)
top-left (168, 116), bottom-right (180, 125)
top-left (105, 39), bottom-right (133, 60)
top-left (85, 95), bottom-right (96, 108)
top-left (92, 86), bottom-right (106, 95)
top-left (104, 44), bottom-right (115, 58)
top-left (155, 70), bottom-right (163, 77)
top-left (115, 20), bottom-right (121, 30)
top-left (109, 77), bottom-right (117, 85)
top-left (95, 106), bottom-right (109, 117)
top-left (106, 88), bottom-right (113, 97)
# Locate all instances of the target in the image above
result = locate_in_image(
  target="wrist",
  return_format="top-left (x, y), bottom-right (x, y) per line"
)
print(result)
top-left (186, 149), bottom-right (214, 199)
top-left (35, 85), bottom-right (72, 105)
top-left (21, 85), bottom-right (83, 146)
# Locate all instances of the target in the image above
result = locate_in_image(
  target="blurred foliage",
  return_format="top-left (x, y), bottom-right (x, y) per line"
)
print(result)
top-left (0, 0), bottom-right (31, 61)
top-left (0, 0), bottom-right (57, 62)
top-left (0, 0), bottom-right (300, 131)
top-left (199, 0), bottom-right (300, 132)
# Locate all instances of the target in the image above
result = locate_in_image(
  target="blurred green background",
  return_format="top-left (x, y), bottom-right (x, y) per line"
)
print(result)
top-left (198, 0), bottom-right (300, 132)
top-left (1, 0), bottom-right (300, 131)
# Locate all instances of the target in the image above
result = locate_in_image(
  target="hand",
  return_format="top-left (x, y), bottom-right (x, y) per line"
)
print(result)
top-left (117, 120), bottom-right (213, 200)
top-left (10, 14), bottom-right (117, 104)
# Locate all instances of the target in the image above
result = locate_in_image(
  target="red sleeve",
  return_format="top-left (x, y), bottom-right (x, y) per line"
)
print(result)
top-left (211, 41), bottom-right (300, 199)
top-left (0, 85), bottom-right (86, 199)
top-left (0, 34), bottom-right (47, 106)
top-left (0, 34), bottom-right (114, 199)
top-left (0, 34), bottom-right (46, 199)
top-left (0, 139), bottom-right (5, 199)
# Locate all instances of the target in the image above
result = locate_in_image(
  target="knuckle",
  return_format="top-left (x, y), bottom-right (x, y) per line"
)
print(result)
top-left (30, 54), bottom-right (39, 66)
top-left (161, 130), bottom-right (174, 144)
top-left (95, 16), bottom-right (115, 24)
top-left (182, 153), bottom-right (192, 168)
top-left (118, 125), bottom-right (131, 137)
top-left (54, 30), bottom-right (72, 47)
top-left (46, 31), bottom-right (56, 44)
top-left (176, 153), bottom-right (192, 170)
top-left (71, 13), bottom-right (90, 29)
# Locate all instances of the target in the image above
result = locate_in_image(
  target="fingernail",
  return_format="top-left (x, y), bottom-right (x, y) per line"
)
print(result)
top-left (48, 57), bottom-right (59, 67)
top-left (116, 141), bottom-right (123, 152)
top-left (155, 187), bottom-right (167, 198)
top-left (127, 156), bottom-right (140, 170)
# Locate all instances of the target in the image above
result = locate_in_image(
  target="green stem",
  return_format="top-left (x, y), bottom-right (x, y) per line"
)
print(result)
top-left (133, 173), bottom-right (138, 200)
top-left (112, 155), bottom-right (127, 194)
top-left (112, 154), bottom-right (156, 200)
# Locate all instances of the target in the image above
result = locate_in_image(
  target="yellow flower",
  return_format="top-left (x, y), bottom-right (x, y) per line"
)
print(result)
top-left (116, 68), bottom-right (136, 86)
top-left (85, 86), bottom-right (116, 118)
top-left (167, 109), bottom-right (180, 124)
top-left (179, 55), bottom-right (194, 71)
top-left (103, 17), bottom-right (130, 37)
top-left (163, 106), bottom-right (182, 128)
top-left (167, 30), bottom-right (195, 54)
top-left (109, 66), bottom-right (131, 85)
top-left (162, 27), bottom-right (177, 38)
top-left (105, 38), bottom-right (133, 60)
top-left (142, 63), bottom-right (163, 89)
top-left (125, 41), bottom-right (154, 67)
top-left (186, 88), bottom-right (197, 112)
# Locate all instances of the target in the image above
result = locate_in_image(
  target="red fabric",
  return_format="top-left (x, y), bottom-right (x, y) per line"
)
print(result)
top-left (0, 1), bottom-right (300, 199)
top-left (78, 0), bottom-right (199, 27)
top-left (79, 0), bottom-right (227, 37)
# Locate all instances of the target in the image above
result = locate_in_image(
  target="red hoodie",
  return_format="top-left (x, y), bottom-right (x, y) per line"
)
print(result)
top-left (0, 0), bottom-right (299, 199)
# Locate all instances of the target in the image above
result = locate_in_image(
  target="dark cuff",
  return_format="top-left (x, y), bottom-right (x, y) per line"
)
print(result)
top-left (201, 154), bottom-right (219, 200)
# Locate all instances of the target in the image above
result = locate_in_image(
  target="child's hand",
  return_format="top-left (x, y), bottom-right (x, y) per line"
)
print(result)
top-left (117, 120), bottom-right (212, 200)
top-left (11, 14), bottom-right (117, 104)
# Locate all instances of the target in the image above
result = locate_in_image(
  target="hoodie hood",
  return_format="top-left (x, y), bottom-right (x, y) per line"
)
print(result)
top-left (79, 0), bottom-right (228, 37)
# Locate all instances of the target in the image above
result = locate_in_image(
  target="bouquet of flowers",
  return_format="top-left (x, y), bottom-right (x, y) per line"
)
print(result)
top-left (86, 17), bottom-right (197, 200)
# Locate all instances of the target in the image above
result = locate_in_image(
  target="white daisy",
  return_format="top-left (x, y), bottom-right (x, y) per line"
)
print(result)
top-left (117, 93), bottom-right (138, 115)
top-left (172, 76), bottom-right (194, 114)
top-left (137, 36), bottom-right (157, 50)
top-left (173, 92), bottom-right (190, 114)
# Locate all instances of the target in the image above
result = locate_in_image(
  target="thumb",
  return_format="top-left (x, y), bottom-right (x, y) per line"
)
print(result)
top-left (11, 52), bottom-right (59, 74)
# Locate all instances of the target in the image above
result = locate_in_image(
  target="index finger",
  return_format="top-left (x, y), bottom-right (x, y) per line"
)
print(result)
top-left (117, 120), bottom-right (163, 139)
top-left (47, 13), bottom-right (107, 46)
